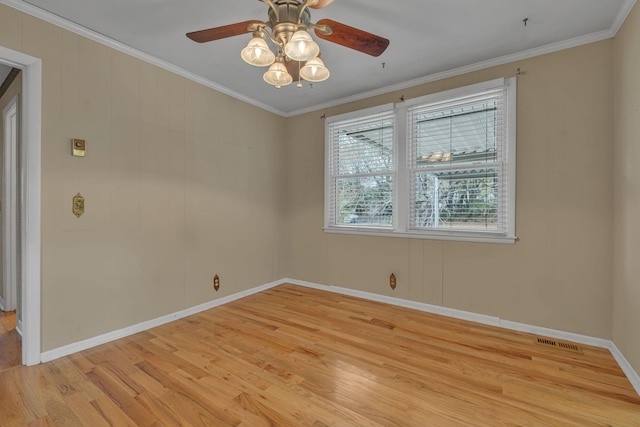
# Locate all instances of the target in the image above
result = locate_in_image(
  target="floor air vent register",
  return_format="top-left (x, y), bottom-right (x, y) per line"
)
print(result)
top-left (535, 337), bottom-right (583, 354)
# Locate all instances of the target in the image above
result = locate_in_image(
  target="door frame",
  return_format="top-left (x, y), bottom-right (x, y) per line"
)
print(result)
top-left (0, 46), bottom-right (41, 366)
top-left (2, 94), bottom-right (19, 313)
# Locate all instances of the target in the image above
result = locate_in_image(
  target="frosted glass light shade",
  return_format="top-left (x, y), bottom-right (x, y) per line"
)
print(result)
top-left (241, 36), bottom-right (275, 67)
top-left (284, 30), bottom-right (320, 62)
top-left (300, 56), bottom-right (330, 82)
top-left (263, 59), bottom-right (293, 88)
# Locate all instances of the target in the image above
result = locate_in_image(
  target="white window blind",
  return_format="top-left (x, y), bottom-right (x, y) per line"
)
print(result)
top-left (326, 108), bottom-right (395, 227)
top-left (407, 87), bottom-right (509, 234)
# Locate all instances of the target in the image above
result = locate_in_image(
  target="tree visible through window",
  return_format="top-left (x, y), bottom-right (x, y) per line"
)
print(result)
top-left (329, 110), bottom-right (395, 227)
top-left (414, 170), bottom-right (498, 228)
top-left (409, 98), bottom-right (503, 232)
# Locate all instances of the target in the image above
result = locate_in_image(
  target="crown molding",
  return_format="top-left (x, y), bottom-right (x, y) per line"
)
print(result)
top-left (0, 0), bottom-right (287, 117)
top-left (612, 0), bottom-right (638, 35)
top-left (286, 28), bottom-right (615, 117)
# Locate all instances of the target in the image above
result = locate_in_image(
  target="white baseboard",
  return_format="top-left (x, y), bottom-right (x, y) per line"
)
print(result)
top-left (40, 279), bottom-right (282, 363)
top-left (284, 277), bottom-right (640, 396)
top-left (0, 295), bottom-right (5, 311)
top-left (609, 342), bottom-right (640, 396)
top-left (16, 319), bottom-right (22, 337)
top-left (38, 276), bottom-right (640, 397)
top-left (286, 278), bottom-right (503, 325)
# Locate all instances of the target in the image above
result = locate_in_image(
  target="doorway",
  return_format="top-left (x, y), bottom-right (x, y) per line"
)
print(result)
top-left (0, 45), bottom-right (42, 366)
top-left (3, 92), bottom-right (19, 314)
top-left (1, 84), bottom-right (21, 369)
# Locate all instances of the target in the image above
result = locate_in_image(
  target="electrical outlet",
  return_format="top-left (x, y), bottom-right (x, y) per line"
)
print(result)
top-left (390, 273), bottom-right (397, 290)
top-left (213, 274), bottom-right (220, 291)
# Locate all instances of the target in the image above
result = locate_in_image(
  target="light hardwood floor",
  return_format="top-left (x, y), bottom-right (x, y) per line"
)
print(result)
top-left (0, 310), bottom-right (20, 371)
top-left (1, 284), bottom-right (639, 426)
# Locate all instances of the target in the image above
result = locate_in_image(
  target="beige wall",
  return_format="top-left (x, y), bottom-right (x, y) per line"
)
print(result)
top-left (285, 41), bottom-right (615, 339)
top-left (614, 3), bottom-right (640, 374)
top-left (0, 4), bottom-right (287, 351)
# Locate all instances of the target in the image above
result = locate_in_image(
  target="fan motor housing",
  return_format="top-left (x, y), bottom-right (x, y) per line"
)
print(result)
top-left (269, 0), bottom-right (312, 45)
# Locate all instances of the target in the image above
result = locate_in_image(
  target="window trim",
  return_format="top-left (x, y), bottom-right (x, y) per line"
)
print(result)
top-left (324, 103), bottom-right (396, 231)
top-left (324, 78), bottom-right (517, 244)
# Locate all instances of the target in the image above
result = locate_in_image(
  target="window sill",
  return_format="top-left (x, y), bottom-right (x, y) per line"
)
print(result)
top-left (323, 226), bottom-right (517, 244)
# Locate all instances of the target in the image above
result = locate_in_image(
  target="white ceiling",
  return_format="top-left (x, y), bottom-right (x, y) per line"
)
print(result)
top-left (11, 0), bottom-right (635, 115)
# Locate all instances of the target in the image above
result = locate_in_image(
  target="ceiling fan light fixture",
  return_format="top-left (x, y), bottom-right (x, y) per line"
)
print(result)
top-left (263, 57), bottom-right (293, 88)
top-left (241, 33), bottom-right (275, 66)
top-left (284, 29), bottom-right (320, 62)
top-left (300, 56), bottom-right (330, 82)
top-left (187, 2), bottom-right (390, 90)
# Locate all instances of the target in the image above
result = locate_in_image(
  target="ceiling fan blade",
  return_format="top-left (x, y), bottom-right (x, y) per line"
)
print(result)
top-left (284, 59), bottom-right (303, 83)
top-left (314, 19), bottom-right (389, 57)
top-left (310, 0), bottom-right (335, 9)
top-left (186, 20), bottom-right (262, 43)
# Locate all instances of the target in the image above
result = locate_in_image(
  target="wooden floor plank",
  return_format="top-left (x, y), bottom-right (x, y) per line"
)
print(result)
top-left (0, 283), bottom-right (639, 426)
top-left (0, 310), bottom-right (20, 371)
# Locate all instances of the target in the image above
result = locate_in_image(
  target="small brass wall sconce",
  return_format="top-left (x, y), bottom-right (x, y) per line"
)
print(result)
top-left (73, 193), bottom-right (85, 218)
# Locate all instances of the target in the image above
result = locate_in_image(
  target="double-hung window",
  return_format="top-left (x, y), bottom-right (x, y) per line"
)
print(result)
top-left (325, 78), bottom-right (516, 243)
top-left (325, 106), bottom-right (396, 228)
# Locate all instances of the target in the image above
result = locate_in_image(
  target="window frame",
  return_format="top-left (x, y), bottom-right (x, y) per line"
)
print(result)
top-left (324, 78), bottom-right (517, 244)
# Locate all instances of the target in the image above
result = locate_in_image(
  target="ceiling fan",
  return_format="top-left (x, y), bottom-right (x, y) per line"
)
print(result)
top-left (186, 0), bottom-right (390, 88)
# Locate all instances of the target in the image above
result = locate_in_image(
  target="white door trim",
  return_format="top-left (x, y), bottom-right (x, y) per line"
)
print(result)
top-left (0, 46), bottom-right (41, 366)
top-left (2, 94), bottom-right (18, 312)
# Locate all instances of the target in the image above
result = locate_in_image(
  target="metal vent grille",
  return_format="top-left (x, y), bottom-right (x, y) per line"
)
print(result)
top-left (535, 337), bottom-right (583, 354)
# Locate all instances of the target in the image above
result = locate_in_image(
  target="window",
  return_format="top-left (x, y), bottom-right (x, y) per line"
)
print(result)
top-left (326, 106), bottom-right (395, 228)
top-left (325, 78), bottom-right (516, 243)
